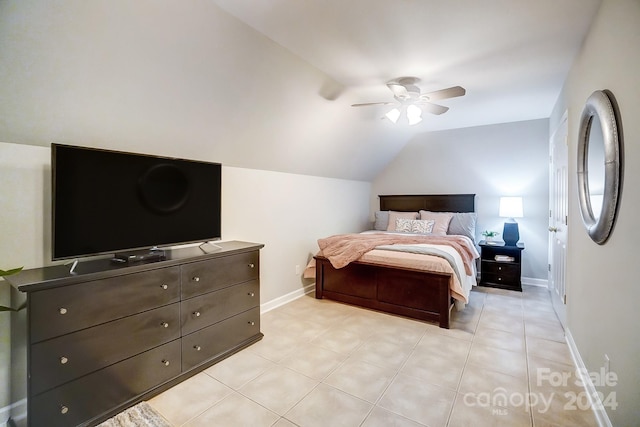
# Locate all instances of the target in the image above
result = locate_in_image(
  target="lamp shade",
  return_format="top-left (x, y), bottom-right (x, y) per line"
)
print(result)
top-left (499, 197), bottom-right (523, 219)
top-left (385, 105), bottom-right (422, 125)
top-left (406, 105), bottom-right (423, 125)
top-left (385, 108), bottom-right (401, 124)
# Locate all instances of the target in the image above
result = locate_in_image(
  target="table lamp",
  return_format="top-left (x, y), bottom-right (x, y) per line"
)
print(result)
top-left (499, 196), bottom-right (523, 246)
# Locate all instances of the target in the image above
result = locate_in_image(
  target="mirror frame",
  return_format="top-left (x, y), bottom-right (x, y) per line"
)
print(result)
top-left (577, 89), bottom-right (622, 245)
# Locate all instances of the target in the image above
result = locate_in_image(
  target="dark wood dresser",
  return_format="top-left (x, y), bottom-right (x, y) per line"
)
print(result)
top-left (478, 241), bottom-right (524, 292)
top-left (6, 241), bottom-right (263, 427)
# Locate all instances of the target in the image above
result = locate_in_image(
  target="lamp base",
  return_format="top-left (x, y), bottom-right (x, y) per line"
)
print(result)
top-left (502, 222), bottom-right (520, 246)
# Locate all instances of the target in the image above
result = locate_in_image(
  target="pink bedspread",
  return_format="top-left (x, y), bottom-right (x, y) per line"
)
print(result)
top-left (317, 233), bottom-right (477, 274)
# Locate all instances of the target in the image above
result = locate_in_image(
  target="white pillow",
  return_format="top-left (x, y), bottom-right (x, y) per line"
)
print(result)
top-left (386, 211), bottom-right (419, 231)
top-left (395, 218), bottom-right (435, 234)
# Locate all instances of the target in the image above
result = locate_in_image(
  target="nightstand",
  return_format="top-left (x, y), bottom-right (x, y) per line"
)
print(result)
top-left (479, 241), bottom-right (524, 292)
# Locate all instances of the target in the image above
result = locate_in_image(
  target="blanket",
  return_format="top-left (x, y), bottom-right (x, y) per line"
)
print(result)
top-left (317, 233), bottom-right (477, 274)
top-left (376, 244), bottom-right (466, 285)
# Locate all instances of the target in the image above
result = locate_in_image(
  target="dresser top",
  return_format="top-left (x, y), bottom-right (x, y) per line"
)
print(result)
top-left (5, 240), bottom-right (264, 292)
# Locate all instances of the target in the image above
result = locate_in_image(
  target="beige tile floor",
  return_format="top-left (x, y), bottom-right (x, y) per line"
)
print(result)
top-left (149, 285), bottom-right (600, 427)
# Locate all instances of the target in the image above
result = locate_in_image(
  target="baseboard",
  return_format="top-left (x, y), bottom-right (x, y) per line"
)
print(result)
top-left (1, 398), bottom-right (26, 427)
top-left (260, 284), bottom-right (315, 314)
top-left (1, 402), bottom-right (11, 427)
top-left (565, 328), bottom-right (613, 427)
top-left (522, 276), bottom-right (548, 287)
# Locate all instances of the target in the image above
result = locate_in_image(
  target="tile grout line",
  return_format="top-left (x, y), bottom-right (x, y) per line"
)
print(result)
top-left (445, 288), bottom-right (487, 427)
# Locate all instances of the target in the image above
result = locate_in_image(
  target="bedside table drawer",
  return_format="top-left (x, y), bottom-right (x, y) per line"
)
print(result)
top-left (481, 261), bottom-right (519, 276)
top-left (481, 271), bottom-right (520, 286)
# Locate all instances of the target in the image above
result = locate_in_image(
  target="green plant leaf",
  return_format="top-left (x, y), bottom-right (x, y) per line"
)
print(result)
top-left (1, 267), bottom-right (25, 311)
top-left (1, 267), bottom-right (23, 277)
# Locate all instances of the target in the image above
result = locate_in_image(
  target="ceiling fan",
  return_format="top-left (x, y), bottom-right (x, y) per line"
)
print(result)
top-left (352, 77), bottom-right (466, 124)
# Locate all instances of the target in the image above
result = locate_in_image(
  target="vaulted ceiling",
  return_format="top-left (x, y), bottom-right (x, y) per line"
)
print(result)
top-left (213, 0), bottom-right (601, 131)
top-left (0, 1), bottom-right (601, 181)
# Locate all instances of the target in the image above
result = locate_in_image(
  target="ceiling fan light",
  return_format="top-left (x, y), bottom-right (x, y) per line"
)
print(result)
top-left (385, 108), bottom-right (401, 123)
top-left (406, 105), bottom-right (422, 125)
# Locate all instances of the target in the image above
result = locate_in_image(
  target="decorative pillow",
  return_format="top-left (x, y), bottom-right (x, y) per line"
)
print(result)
top-left (373, 211), bottom-right (389, 231)
top-left (387, 211), bottom-right (419, 231)
top-left (418, 211), bottom-right (454, 235)
top-left (395, 218), bottom-right (435, 234)
top-left (447, 212), bottom-right (478, 241)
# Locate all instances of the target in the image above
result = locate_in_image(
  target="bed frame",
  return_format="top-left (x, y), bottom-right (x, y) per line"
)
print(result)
top-left (314, 194), bottom-right (475, 328)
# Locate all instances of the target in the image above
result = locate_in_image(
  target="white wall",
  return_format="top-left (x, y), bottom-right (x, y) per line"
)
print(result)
top-left (0, 141), bottom-right (371, 423)
top-left (0, 0), bottom-right (407, 182)
top-left (0, 143), bottom-right (50, 426)
top-left (550, 0), bottom-right (640, 425)
top-left (371, 119), bottom-right (550, 281)
top-left (222, 166), bottom-right (371, 303)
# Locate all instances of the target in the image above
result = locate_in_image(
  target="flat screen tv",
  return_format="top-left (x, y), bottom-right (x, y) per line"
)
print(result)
top-left (52, 143), bottom-right (222, 261)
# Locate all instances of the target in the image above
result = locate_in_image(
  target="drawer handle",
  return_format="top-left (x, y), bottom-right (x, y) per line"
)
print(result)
top-left (59, 308), bottom-right (67, 315)
top-left (192, 276), bottom-right (200, 282)
top-left (193, 311), bottom-right (201, 317)
top-left (248, 321), bottom-right (255, 326)
top-left (160, 284), bottom-right (168, 290)
top-left (194, 345), bottom-right (201, 351)
top-left (160, 322), bottom-right (170, 328)
top-left (161, 359), bottom-right (170, 366)
top-left (498, 267), bottom-right (502, 271)
top-left (498, 278), bottom-right (502, 281)
top-left (248, 292), bottom-right (255, 297)
top-left (60, 405), bottom-right (69, 415)
top-left (248, 263), bottom-right (255, 269)
top-left (60, 356), bottom-right (69, 365)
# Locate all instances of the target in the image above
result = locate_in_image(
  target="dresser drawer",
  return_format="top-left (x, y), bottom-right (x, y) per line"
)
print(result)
top-left (181, 251), bottom-right (259, 299)
top-left (181, 280), bottom-right (259, 335)
top-left (30, 339), bottom-right (181, 427)
top-left (31, 303), bottom-right (180, 396)
top-left (182, 307), bottom-right (261, 371)
top-left (30, 266), bottom-right (180, 343)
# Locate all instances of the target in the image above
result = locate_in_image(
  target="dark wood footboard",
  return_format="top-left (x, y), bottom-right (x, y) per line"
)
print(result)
top-left (314, 255), bottom-right (453, 328)
top-left (313, 193), bottom-right (476, 329)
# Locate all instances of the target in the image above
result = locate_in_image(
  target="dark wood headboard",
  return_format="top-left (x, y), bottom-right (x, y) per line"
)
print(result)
top-left (379, 194), bottom-right (475, 212)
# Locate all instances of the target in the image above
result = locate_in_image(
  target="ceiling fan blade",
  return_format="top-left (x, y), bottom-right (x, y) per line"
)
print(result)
top-left (421, 86), bottom-right (466, 101)
top-left (351, 101), bottom-right (396, 107)
top-left (386, 83), bottom-right (409, 99)
top-left (415, 102), bottom-right (449, 115)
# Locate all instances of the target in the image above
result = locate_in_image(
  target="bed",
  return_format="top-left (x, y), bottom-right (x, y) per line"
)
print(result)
top-left (313, 194), bottom-right (478, 329)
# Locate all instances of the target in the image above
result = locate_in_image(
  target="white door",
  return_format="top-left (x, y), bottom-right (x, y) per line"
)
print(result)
top-left (549, 113), bottom-right (568, 327)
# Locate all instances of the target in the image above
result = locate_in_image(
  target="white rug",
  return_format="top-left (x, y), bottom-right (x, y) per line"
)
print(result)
top-left (97, 402), bottom-right (172, 427)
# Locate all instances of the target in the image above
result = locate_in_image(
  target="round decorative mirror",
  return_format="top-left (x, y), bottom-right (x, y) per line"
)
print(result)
top-left (577, 90), bottom-right (623, 244)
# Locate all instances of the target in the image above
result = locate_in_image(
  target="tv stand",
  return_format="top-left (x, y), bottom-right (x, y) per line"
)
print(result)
top-left (6, 241), bottom-right (263, 427)
top-left (64, 258), bottom-right (80, 274)
top-left (199, 241), bottom-right (222, 253)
